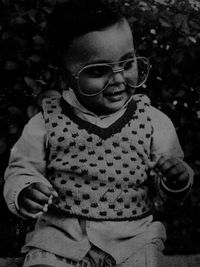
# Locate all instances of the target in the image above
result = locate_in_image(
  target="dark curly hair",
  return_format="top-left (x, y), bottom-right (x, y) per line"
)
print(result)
top-left (47, 0), bottom-right (124, 53)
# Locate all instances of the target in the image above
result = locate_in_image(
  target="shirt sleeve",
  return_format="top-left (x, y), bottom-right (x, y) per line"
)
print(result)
top-left (149, 106), bottom-right (194, 199)
top-left (150, 106), bottom-right (183, 161)
top-left (3, 112), bottom-right (52, 217)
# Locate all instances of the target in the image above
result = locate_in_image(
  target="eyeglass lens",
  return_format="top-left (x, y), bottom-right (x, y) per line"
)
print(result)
top-left (78, 57), bottom-right (149, 96)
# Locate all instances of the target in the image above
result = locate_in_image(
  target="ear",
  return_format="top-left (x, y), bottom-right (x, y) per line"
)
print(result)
top-left (60, 68), bottom-right (68, 81)
top-left (60, 69), bottom-right (72, 84)
top-left (62, 69), bottom-right (78, 92)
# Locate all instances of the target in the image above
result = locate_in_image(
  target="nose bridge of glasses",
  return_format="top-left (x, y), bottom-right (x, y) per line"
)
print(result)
top-left (109, 65), bottom-right (125, 84)
top-left (110, 58), bottom-right (133, 74)
top-left (112, 66), bottom-right (124, 74)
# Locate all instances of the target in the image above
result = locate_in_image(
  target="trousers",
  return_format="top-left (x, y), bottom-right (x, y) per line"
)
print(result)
top-left (23, 240), bottom-right (166, 267)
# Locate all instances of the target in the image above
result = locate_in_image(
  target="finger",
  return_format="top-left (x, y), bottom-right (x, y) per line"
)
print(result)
top-left (49, 186), bottom-right (59, 198)
top-left (22, 198), bottom-right (44, 213)
top-left (33, 183), bottom-right (58, 198)
top-left (177, 171), bottom-right (190, 183)
top-left (32, 183), bottom-right (52, 197)
top-left (155, 155), bottom-right (167, 167)
top-left (27, 187), bottom-right (50, 205)
top-left (19, 207), bottom-right (41, 219)
top-left (156, 157), bottom-right (179, 174)
top-left (164, 162), bottom-right (186, 177)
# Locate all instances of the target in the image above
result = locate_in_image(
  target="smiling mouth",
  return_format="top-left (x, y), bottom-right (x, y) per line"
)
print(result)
top-left (105, 90), bottom-right (125, 97)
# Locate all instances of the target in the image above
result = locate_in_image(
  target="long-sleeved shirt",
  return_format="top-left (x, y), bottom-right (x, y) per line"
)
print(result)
top-left (3, 90), bottom-right (193, 264)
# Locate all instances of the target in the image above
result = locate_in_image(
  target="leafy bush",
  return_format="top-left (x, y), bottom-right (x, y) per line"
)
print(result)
top-left (0, 0), bottom-right (199, 256)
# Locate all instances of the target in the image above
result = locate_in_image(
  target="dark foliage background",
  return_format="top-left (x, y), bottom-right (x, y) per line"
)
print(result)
top-left (0, 0), bottom-right (200, 257)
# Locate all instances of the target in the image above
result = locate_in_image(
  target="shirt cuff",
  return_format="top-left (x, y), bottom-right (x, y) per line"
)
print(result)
top-left (4, 176), bottom-right (53, 218)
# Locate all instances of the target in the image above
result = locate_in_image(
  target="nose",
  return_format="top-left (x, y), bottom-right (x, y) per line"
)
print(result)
top-left (110, 68), bottom-right (125, 84)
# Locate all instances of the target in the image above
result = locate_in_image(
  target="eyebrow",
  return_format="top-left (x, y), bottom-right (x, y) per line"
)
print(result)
top-left (121, 51), bottom-right (135, 61)
top-left (85, 50), bottom-right (135, 65)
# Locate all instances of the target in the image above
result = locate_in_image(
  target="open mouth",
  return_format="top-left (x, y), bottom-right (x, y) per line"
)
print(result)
top-left (104, 90), bottom-right (125, 97)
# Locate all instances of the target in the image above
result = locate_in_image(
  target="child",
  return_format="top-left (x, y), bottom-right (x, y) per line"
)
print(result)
top-left (4, 0), bottom-right (193, 266)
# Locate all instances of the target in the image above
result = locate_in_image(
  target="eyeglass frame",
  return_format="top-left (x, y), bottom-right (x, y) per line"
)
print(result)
top-left (70, 56), bottom-right (150, 97)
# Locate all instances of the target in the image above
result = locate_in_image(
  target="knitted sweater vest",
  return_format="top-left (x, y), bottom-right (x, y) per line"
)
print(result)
top-left (42, 94), bottom-right (154, 220)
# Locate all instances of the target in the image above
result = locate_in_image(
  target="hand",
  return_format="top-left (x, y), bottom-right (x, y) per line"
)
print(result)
top-left (155, 156), bottom-right (190, 190)
top-left (18, 182), bottom-right (58, 219)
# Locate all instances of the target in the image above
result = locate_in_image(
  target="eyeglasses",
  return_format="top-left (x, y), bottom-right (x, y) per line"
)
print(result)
top-left (72, 56), bottom-right (150, 96)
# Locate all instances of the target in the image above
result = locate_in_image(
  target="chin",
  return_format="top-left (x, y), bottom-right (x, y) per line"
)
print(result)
top-left (107, 94), bottom-right (131, 110)
top-left (101, 101), bottom-right (127, 115)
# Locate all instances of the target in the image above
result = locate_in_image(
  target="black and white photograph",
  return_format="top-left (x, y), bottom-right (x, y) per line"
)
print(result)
top-left (0, 0), bottom-right (199, 266)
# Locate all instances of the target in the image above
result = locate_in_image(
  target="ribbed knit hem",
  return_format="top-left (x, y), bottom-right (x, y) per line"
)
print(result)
top-left (49, 205), bottom-right (154, 221)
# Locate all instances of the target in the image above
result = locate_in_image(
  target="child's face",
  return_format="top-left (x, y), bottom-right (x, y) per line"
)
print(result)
top-left (64, 19), bottom-right (135, 115)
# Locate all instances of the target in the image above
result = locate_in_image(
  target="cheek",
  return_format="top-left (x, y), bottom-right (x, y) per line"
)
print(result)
top-left (78, 94), bottom-right (104, 109)
top-left (78, 78), bottom-right (104, 95)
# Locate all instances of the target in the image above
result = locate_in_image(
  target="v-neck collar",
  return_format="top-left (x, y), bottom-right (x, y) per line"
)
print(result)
top-left (62, 88), bottom-right (132, 120)
top-left (60, 97), bottom-right (137, 140)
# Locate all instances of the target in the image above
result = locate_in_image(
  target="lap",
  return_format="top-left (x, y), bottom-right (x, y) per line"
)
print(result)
top-left (23, 248), bottom-right (76, 267)
top-left (120, 241), bottom-right (166, 267)
top-left (23, 240), bottom-right (166, 267)
top-left (22, 246), bottom-right (114, 267)
top-left (28, 265), bottom-right (55, 267)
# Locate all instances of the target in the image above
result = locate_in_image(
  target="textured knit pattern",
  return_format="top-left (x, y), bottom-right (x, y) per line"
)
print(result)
top-left (42, 94), bottom-right (154, 220)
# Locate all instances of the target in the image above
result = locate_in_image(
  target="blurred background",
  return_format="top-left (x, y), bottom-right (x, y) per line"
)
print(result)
top-left (0, 0), bottom-right (200, 257)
